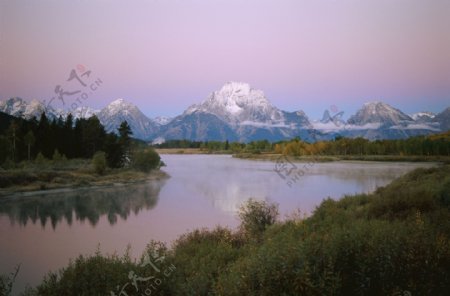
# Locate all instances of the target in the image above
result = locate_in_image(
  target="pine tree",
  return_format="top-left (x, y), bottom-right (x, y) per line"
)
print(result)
top-left (118, 121), bottom-right (133, 165)
top-left (24, 130), bottom-right (35, 161)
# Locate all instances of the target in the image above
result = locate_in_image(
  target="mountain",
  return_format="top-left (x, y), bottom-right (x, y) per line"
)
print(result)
top-left (161, 82), bottom-right (311, 142)
top-left (411, 111), bottom-right (435, 122)
top-left (347, 101), bottom-right (413, 126)
top-left (433, 107), bottom-right (450, 131)
top-left (1, 88), bottom-right (449, 142)
top-left (0, 97), bottom-right (57, 120)
top-left (71, 106), bottom-right (99, 120)
top-left (96, 99), bottom-right (158, 140)
top-left (185, 82), bottom-right (287, 126)
top-left (321, 102), bottom-right (441, 140)
top-left (153, 116), bottom-right (173, 126)
top-left (160, 111), bottom-right (238, 141)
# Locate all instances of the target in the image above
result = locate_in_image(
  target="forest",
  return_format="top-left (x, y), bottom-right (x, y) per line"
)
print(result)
top-left (0, 111), bottom-right (159, 170)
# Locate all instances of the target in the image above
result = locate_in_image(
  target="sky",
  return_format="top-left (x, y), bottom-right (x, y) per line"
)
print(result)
top-left (1, 0), bottom-right (449, 120)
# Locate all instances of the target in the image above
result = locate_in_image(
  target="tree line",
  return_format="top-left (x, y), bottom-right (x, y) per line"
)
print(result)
top-left (153, 133), bottom-right (449, 156)
top-left (273, 133), bottom-right (449, 156)
top-left (0, 112), bottom-right (134, 168)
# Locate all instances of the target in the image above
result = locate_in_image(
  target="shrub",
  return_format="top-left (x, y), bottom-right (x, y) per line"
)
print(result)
top-left (92, 151), bottom-right (107, 175)
top-left (52, 149), bottom-right (63, 162)
top-left (0, 265), bottom-right (20, 296)
top-left (238, 198), bottom-right (278, 242)
top-left (131, 149), bottom-right (161, 172)
top-left (35, 152), bottom-right (47, 165)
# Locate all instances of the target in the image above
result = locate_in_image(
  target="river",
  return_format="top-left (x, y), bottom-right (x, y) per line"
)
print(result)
top-left (0, 155), bottom-right (436, 294)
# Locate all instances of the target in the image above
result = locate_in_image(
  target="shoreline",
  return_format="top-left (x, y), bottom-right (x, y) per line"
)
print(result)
top-left (155, 148), bottom-right (450, 163)
top-left (232, 153), bottom-right (450, 163)
top-left (0, 169), bottom-right (170, 198)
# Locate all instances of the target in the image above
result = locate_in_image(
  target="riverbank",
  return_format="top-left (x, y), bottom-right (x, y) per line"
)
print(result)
top-left (0, 163), bottom-right (169, 197)
top-left (233, 152), bottom-right (450, 163)
top-left (155, 148), bottom-right (232, 154)
top-left (156, 148), bottom-right (450, 163)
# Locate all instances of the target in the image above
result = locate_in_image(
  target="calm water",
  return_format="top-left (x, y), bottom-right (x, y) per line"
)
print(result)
top-left (0, 155), bottom-right (436, 294)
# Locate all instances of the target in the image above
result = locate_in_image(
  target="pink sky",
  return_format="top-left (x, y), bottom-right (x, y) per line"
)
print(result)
top-left (1, 0), bottom-right (449, 119)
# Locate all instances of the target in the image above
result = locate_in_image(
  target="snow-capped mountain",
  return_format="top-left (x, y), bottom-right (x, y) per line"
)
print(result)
top-left (96, 99), bottom-right (158, 140)
top-left (153, 116), bottom-right (173, 126)
top-left (433, 107), bottom-right (450, 131)
top-left (185, 82), bottom-right (287, 126)
top-left (0, 97), bottom-right (56, 120)
top-left (1, 86), bottom-right (449, 142)
top-left (411, 112), bottom-right (436, 122)
top-left (71, 106), bottom-right (100, 120)
top-left (161, 82), bottom-right (311, 141)
top-left (347, 101), bottom-right (413, 126)
top-left (313, 102), bottom-right (441, 140)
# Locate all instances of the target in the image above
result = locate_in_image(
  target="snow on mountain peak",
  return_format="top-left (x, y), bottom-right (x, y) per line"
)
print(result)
top-left (110, 98), bottom-right (126, 105)
top-left (103, 98), bottom-right (137, 115)
top-left (153, 116), bottom-right (173, 126)
top-left (71, 106), bottom-right (99, 119)
top-left (97, 98), bottom-right (158, 140)
top-left (185, 82), bottom-right (284, 126)
top-left (219, 81), bottom-right (252, 95)
top-left (411, 111), bottom-right (435, 121)
top-left (348, 101), bottom-right (413, 126)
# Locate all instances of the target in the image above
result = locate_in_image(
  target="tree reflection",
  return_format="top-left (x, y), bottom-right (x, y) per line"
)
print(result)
top-left (0, 180), bottom-right (165, 229)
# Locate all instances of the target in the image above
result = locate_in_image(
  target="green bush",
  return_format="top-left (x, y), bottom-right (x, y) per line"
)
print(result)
top-left (0, 265), bottom-right (20, 296)
top-left (131, 149), bottom-right (162, 172)
top-left (92, 151), bottom-right (107, 175)
top-left (35, 152), bottom-right (47, 165)
top-left (238, 198), bottom-right (279, 242)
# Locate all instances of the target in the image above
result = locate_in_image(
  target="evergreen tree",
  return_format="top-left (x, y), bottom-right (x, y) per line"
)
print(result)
top-left (103, 133), bottom-right (123, 168)
top-left (118, 121), bottom-right (133, 165)
top-left (81, 116), bottom-right (106, 158)
top-left (24, 130), bottom-right (35, 161)
top-left (37, 112), bottom-right (53, 158)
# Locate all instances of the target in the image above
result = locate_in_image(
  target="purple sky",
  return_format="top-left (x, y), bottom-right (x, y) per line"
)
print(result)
top-left (1, 0), bottom-right (449, 119)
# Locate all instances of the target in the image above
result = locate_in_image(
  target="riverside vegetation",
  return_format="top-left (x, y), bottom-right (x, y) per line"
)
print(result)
top-left (0, 113), bottom-right (166, 194)
top-left (2, 164), bottom-right (448, 295)
top-left (153, 132), bottom-right (450, 162)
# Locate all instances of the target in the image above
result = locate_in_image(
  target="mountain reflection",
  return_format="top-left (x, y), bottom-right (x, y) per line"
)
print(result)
top-left (0, 181), bottom-right (165, 229)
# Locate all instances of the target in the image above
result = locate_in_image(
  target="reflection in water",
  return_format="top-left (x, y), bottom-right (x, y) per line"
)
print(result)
top-left (162, 155), bottom-right (437, 214)
top-left (0, 180), bottom-right (165, 229)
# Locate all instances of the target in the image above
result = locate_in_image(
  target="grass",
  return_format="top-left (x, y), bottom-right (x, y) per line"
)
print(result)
top-left (0, 159), bottom-right (169, 196)
top-left (9, 164), bottom-right (450, 295)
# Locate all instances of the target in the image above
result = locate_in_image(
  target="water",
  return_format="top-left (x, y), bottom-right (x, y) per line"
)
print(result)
top-left (0, 155), bottom-right (436, 294)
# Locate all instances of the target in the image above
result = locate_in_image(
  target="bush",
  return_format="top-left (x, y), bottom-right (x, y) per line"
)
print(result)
top-left (52, 149), bottom-right (63, 162)
top-left (131, 149), bottom-right (161, 172)
top-left (0, 265), bottom-right (20, 296)
top-left (92, 151), bottom-right (107, 175)
top-left (238, 198), bottom-right (279, 242)
top-left (35, 152), bottom-right (47, 165)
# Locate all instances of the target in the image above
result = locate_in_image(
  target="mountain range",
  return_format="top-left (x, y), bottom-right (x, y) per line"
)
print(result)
top-left (1, 82), bottom-right (449, 142)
